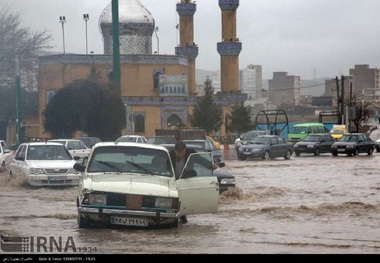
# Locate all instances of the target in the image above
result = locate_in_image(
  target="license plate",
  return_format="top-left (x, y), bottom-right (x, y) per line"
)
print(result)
top-left (337, 149), bottom-right (345, 152)
top-left (48, 176), bottom-right (67, 180)
top-left (110, 216), bottom-right (148, 227)
top-left (243, 152), bottom-right (251, 155)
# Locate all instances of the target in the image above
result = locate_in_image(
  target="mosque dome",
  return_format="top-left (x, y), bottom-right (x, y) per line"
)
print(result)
top-left (99, 0), bottom-right (155, 55)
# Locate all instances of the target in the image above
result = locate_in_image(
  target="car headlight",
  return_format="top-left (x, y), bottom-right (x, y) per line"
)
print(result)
top-left (307, 145), bottom-right (314, 148)
top-left (155, 198), bottom-right (173, 209)
top-left (88, 194), bottom-right (107, 205)
top-left (220, 178), bottom-right (235, 185)
top-left (29, 168), bottom-right (45, 175)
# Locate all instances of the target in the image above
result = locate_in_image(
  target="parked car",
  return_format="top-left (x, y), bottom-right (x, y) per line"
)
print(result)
top-left (9, 142), bottom-right (80, 187)
top-left (293, 134), bottom-right (336, 156)
top-left (236, 130), bottom-right (271, 152)
top-left (49, 139), bottom-right (91, 162)
top-left (161, 143), bottom-right (235, 194)
top-left (206, 136), bottom-right (221, 150)
top-left (288, 123), bottom-right (330, 144)
top-left (181, 139), bottom-right (222, 162)
top-left (76, 137), bottom-right (102, 148)
top-left (74, 142), bottom-right (219, 228)
top-left (0, 140), bottom-right (13, 168)
top-left (375, 138), bottom-right (380, 152)
top-left (115, 135), bottom-right (147, 143)
top-left (237, 135), bottom-right (293, 160)
top-left (331, 133), bottom-right (375, 156)
top-left (146, 136), bottom-right (177, 145)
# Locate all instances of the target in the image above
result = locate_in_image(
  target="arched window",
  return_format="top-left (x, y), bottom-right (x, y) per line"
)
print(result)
top-left (134, 115), bottom-right (145, 133)
top-left (167, 114), bottom-right (182, 127)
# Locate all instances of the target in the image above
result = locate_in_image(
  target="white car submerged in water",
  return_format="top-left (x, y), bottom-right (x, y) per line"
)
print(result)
top-left (9, 142), bottom-right (80, 187)
top-left (74, 142), bottom-right (219, 229)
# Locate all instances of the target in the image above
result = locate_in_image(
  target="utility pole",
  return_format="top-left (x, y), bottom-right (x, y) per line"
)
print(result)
top-left (112, 0), bottom-right (121, 94)
top-left (15, 56), bottom-right (22, 145)
top-left (335, 76), bottom-right (341, 124)
top-left (341, 75), bottom-right (345, 125)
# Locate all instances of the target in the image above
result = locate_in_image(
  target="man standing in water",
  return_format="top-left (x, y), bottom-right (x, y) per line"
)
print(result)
top-left (169, 141), bottom-right (217, 223)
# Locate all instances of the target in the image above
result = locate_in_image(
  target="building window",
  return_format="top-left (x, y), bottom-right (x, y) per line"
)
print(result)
top-left (135, 115), bottom-right (145, 133)
top-left (167, 114), bottom-right (182, 128)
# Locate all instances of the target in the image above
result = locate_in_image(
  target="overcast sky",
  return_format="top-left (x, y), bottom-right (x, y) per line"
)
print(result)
top-left (2, 0), bottom-right (380, 80)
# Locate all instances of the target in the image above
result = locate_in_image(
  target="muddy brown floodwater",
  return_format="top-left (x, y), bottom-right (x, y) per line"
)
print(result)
top-left (0, 151), bottom-right (380, 254)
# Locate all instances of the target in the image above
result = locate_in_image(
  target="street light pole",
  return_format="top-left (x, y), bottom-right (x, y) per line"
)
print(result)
top-left (15, 56), bottom-right (21, 145)
top-left (154, 26), bottom-right (159, 54)
top-left (59, 16), bottom-right (66, 54)
top-left (83, 14), bottom-right (89, 55)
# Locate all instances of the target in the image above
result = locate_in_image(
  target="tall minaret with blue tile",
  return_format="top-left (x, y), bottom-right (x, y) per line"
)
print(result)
top-left (217, 0), bottom-right (242, 93)
top-left (175, 0), bottom-right (198, 95)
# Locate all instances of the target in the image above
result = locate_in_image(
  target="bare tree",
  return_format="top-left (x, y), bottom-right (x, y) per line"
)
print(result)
top-left (0, 6), bottom-right (52, 121)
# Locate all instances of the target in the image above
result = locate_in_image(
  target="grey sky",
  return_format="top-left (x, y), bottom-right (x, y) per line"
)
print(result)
top-left (2, 0), bottom-right (380, 80)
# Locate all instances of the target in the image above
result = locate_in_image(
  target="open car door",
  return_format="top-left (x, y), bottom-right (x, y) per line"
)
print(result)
top-left (176, 153), bottom-right (219, 216)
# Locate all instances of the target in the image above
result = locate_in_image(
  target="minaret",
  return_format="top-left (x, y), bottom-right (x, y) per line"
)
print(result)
top-left (217, 0), bottom-right (242, 93)
top-left (175, 0), bottom-right (198, 95)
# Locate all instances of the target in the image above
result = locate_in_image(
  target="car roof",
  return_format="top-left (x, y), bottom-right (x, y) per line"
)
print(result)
top-left (96, 141), bottom-right (167, 151)
top-left (160, 143), bottom-right (204, 150)
top-left (22, 142), bottom-right (65, 146)
top-left (49, 139), bottom-right (81, 141)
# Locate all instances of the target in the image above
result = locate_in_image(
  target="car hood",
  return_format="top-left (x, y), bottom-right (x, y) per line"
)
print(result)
top-left (296, 142), bottom-right (318, 146)
top-left (27, 160), bottom-right (76, 168)
top-left (240, 144), bottom-right (267, 149)
top-left (213, 168), bottom-right (234, 178)
top-left (83, 173), bottom-right (178, 197)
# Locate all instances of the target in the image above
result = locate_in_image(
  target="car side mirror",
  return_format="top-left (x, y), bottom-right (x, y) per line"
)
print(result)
top-left (15, 156), bottom-right (24, 161)
top-left (73, 163), bottom-right (85, 172)
top-left (217, 160), bottom-right (225, 167)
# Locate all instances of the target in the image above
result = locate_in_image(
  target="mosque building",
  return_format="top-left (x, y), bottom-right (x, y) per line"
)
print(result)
top-left (36, 0), bottom-right (246, 139)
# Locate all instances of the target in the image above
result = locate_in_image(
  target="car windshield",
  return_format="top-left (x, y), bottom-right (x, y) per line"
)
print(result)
top-left (27, 145), bottom-right (72, 160)
top-left (330, 130), bottom-right (344, 134)
top-left (87, 146), bottom-right (173, 177)
top-left (146, 137), bottom-right (176, 144)
top-left (290, 127), bottom-right (308, 134)
top-left (339, 135), bottom-right (358, 142)
top-left (242, 132), bottom-right (264, 140)
top-left (252, 137), bottom-right (271, 145)
top-left (302, 136), bottom-right (320, 142)
top-left (115, 137), bottom-right (138, 143)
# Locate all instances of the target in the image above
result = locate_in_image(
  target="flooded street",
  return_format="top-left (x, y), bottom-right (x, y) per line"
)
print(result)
top-left (1, 151), bottom-right (380, 254)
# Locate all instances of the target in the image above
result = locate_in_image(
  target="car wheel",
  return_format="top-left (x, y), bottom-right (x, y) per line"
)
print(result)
top-left (294, 151), bottom-right (300, 157)
top-left (262, 151), bottom-right (270, 160)
top-left (237, 155), bottom-right (247, 161)
top-left (314, 148), bottom-right (320, 156)
top-left (354, 149), bottom-right (359, 156)
top-left (77, 213), bottom-right (91, 228)
top-left (284, 150), bottom-right (292, 160)
top-left (368, 148), bottom-right (373, 155)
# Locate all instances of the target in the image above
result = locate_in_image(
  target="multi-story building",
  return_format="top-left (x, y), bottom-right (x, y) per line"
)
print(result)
top-left (268, 72), bottom-right (300, 106)
top-left (349, 64), bottom-right (380, 101)
top-left (239, 64), bottom-right (262, 100)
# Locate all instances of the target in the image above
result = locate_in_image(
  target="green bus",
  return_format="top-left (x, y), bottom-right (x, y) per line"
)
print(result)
top-left (287, 123), bottom-right (329, 144)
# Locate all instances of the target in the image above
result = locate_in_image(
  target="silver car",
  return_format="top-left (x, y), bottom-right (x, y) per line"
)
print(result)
top-left (237, 135), bottom-right (293, 160)
top-left (9, 142), bottom-right (80, 187)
